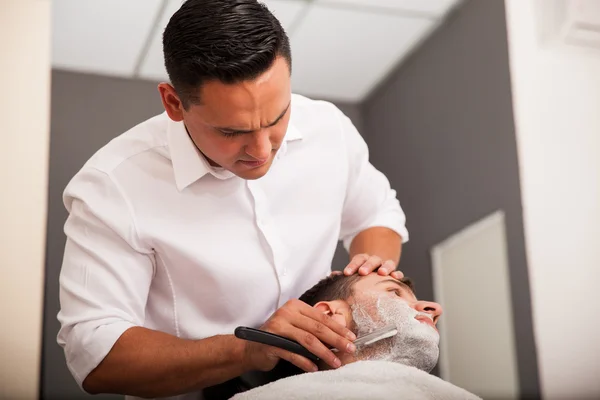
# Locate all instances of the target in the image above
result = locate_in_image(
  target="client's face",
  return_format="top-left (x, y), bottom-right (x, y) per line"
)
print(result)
top-left (347, 274), bottom-right (443, 372)
top-left (316, 273), bottom-right (443, 372)
top-left (350, 273), bottom-right (442, 331)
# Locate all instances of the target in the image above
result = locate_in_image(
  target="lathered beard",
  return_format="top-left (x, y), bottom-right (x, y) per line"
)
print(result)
top-left (351, 294), bottom-right (440, 372)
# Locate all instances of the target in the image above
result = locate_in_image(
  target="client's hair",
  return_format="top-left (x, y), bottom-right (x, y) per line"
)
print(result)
top-left (300, 273), bottom-right (416, 306)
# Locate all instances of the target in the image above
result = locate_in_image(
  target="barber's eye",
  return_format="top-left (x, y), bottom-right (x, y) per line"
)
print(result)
top-left (221, 131), bottom-right (242, 138)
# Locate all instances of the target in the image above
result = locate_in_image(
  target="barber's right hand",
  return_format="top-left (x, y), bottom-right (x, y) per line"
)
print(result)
top-left (242, 299), bottom-right (357, 373)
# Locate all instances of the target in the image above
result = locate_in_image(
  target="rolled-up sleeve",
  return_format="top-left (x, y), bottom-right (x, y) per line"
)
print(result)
top-left (57, 167), bottom-right (154, 387)
top-left (336, 109), bottom-right (409, 251)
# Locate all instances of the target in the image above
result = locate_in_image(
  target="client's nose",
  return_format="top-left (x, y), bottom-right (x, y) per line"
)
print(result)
top-left (414, 301), bottom-right (443, 324)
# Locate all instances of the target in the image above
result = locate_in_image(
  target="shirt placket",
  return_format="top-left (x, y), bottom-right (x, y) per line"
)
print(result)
top-left (246, 182), bottom-right (289, 282)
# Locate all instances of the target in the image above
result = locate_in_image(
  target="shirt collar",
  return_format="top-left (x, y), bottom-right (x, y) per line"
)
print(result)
top-left (167, 114), bottom-right (303, 191)
top-left (284, 123), bottom-right (302, 142)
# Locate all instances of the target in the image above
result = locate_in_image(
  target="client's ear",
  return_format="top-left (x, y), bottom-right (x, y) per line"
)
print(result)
top-left (314, 300), bottom-right (351, 328)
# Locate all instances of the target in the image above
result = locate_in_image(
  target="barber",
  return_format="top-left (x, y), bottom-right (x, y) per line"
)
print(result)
top-left (57, 1), bottom-right (408, 399)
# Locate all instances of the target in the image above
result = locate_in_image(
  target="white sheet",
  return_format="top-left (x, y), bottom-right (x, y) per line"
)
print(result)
top-left (231, 360), bottom-right (481, 400)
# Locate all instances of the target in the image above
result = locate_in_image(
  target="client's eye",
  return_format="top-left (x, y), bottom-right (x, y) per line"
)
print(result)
top-left (388, 288), bottom-right (403, 297)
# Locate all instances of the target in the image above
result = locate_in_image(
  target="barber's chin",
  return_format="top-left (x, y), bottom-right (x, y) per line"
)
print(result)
top-left (235, 159), bottom-right (273, 179)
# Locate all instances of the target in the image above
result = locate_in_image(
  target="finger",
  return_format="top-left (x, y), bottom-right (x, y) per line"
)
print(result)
top-left (391, 270), bottom-right (404, 280)
top-left (329, 270), bottom-right (343, 277)
top-left (296, 313), bottom-right (356, 352)
top-left (282, 299), bottom-right (356, 342)
top-left (286, 321), bottom-right (345, 369)
top-left (296, 299), bottom-right (357, 342)
top-left (377, 259), bottom-right (397, 275)
top-left (270, 347), bottom-right (319, 373)
top-left (358, 255), bottom-right (382, 275)
top-left (271, 300), bottom-right (354, 368)
top-left (343, 254), bottom-right (368, 275)
top-left (294, 313), bottom-right (356, 371)
top-left (268, 309), bottom-right (345, 370)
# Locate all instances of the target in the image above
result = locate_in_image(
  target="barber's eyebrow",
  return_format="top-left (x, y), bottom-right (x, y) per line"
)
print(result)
top-left (214, 101), bottom-right (291, 134)
top-left (376, 279), bottom-right (416, 296)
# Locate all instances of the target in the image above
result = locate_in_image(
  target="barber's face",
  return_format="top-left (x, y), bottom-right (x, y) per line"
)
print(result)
top-left (159, 56), bottom-right (292, 180)
top-left (350, 273), bottom-right (443, 331)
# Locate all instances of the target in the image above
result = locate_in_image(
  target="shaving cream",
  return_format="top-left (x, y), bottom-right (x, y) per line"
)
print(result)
top-left (351, 294), bottom-right (440, 372)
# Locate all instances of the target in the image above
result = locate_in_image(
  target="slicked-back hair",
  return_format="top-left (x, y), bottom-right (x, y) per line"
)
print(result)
top-left (163, 0), bottom-right (292, 109)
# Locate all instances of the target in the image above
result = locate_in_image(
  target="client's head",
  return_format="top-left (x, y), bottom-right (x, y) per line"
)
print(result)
top-left (299, 272), bottom-right (443, 372)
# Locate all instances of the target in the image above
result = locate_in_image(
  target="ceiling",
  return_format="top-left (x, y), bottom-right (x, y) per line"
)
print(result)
top-left (52, 0), bottom-right (462, 102)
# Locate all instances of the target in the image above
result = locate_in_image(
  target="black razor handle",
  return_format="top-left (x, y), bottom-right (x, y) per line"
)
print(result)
top-left (234, 326), bottom-right (320, 363)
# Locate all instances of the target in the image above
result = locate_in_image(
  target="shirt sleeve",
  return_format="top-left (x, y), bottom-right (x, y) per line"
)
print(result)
top-left (336, 108), bottom-right (409, 252)
top-left (57, 167), bottom-right (154, 387)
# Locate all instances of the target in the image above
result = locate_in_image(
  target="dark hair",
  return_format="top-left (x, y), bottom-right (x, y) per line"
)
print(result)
top-left (163, 0), bottom-right (292, 109)
top-left (300, 273), bottom-right (416, 306)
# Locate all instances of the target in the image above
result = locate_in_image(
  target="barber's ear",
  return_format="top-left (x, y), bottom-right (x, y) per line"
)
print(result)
top-left (314, 301), bottom-right (348, 328)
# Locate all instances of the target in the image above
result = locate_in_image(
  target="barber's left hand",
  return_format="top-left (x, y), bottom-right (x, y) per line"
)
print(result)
top-left (341, 254), bottom-right (404, 279)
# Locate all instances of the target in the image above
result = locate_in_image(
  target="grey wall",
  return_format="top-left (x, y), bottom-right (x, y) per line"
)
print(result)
top-left (42, 71), bottom-right (164, 400)
top-left (41, 70), bottom-right (359, 399)
top-left (360, 1), bottom-right (539, 398)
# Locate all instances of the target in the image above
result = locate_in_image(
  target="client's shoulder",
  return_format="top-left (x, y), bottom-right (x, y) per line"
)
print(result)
top-left (232, 361), bottom-right (482, 400)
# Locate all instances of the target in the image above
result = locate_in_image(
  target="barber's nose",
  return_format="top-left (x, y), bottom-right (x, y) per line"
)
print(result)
top-left (246, 130), bottom-right (272, 160)
top-left (414, 301), bottom-right (443, 324)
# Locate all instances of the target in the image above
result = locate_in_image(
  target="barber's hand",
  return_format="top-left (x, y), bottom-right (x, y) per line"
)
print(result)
top-left (242, 299), bottom-right (357, 373)
top-left (342, 253), bottom-right (404, 280)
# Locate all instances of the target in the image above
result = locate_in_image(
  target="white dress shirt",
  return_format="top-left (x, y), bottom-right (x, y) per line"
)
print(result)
top-left (57, 94), bottom-right (408, 399)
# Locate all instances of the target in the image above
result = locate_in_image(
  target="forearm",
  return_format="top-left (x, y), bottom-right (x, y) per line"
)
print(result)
top-left (83, 327), bottom-right (248, 398)
top-left (349, 227), bottom-right (402, 265)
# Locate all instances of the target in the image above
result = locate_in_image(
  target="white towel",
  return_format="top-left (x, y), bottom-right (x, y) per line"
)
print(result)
top-left (231, 361), bottom-right (481, 400)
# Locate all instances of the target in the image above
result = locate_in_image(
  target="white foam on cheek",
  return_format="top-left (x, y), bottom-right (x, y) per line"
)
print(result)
top-left (351, 293), bottom-right (440, 372)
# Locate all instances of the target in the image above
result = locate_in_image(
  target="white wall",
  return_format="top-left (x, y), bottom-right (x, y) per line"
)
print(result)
top-left (0, 0), bottom-right (51, 398)
top-left (505, 1), bottom-right (600, 398)
top-left (432, 211), bottom-right (519, 400)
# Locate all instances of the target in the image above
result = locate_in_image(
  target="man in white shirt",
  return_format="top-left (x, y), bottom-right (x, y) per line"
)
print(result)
top-left (57, 1), bottom-right (409, 399)
top-left (231, 273), bottom-right (481, 400)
